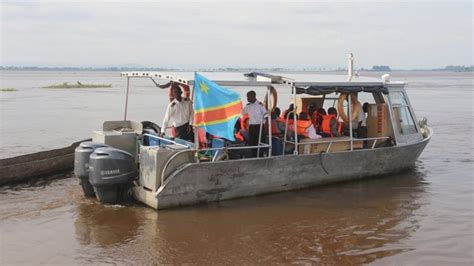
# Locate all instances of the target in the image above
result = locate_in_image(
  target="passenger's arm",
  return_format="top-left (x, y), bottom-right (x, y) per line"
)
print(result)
top-left (158, 81), bottom-right (172, 89)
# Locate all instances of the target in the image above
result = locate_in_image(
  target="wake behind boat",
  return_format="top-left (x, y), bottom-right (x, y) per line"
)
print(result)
top-left (74, 55), bottom-right (432, 210)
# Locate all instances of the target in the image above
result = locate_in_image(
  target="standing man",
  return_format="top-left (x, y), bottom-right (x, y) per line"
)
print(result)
top-left (161, 82), bottom-right (194, 141)
top-left (242, 90), bottom-right (267, 157)
top-left (351, 93), bottom-right (367, 139)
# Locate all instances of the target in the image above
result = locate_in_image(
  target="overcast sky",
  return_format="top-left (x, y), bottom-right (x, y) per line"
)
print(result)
top-left (1, 1), bottom-right (472, 69)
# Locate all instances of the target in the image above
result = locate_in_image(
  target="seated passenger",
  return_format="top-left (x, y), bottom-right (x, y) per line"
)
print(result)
top-left (320, 107), bottom-right (342, 137)
top-left (296, 112), bottom-right (321, 140)
top-left (281, 104), bottom-right (294, 119)
top-left (274, 107), bottom-right (281, 118)
top-left (270, 107), bottom-right (286, 136)
top-left (312, 107), bottom-right (326, 133)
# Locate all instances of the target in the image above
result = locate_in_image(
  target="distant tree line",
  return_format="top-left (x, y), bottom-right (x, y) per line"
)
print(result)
top-left (435, 65), bottom-right (473, 72)
top-left (371, 66), bottom-right (391, 71)
top-left (0, 66), bottom-right (177, 71)
top-left (0, 65), bottom-right (472, 72)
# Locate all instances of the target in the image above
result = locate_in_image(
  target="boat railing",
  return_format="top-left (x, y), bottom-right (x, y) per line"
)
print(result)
top-left (199, 144), bottom-right (272, 158)
top-left (282, 110), bottom-right (296, 154)
top-left (281, 111), bottom-right (391, 154)
top-left (159, 149), bottom-right (196, 188)
top-left (155, 113), bottom-right (276, 186)
top-left (285, 136), bottom-right (391, 153)
top-left (159, 126), bottom-right (389, 188)
top-left (257, 113), bottom-right (271, 157)
top-left (142, 134), bottom-right (193, 150)
top-left (159, 143), bottom-right (272, 188)
top-left (193, 112), bottom-right (271, 161)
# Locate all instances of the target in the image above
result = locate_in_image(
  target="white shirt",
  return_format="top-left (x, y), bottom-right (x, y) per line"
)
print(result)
top-left (351, 102), bottom-right (366, 129)
top-left (242, 101), bottom-right (267, 125)
top-left (306, 126), bottom-right (322, 140)
top-left (161, 98), bottom-right (193, 133)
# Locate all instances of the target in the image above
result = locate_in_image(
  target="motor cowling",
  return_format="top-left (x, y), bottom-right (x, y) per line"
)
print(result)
top-left (89, 147), bottom-right (137, 204)
top-left (74, 141), bottom-right (109, 197)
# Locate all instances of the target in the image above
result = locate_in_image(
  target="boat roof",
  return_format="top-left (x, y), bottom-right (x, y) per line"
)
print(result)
top-left (120, 71), bottom-right (404, 93)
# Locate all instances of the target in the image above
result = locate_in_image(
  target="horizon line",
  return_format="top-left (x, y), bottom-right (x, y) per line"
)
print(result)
top-left (1, 65), bottom-right (473, 72)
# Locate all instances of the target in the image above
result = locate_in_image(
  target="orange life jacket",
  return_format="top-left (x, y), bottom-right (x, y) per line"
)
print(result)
top-left (240, 114), bottom-right (249, 130)
top-left (312, 111), bottom-right (324, 130)
top-left (321, 115), bottom-right (342, 137)
top-left (270, 119), bottom-right (278, 135)
top-left (272, 117), bottom-right (290, 135)
top-left (235, 130), bottom-right (245, 142)
top-left (296, 120), bottom-right (313, 137)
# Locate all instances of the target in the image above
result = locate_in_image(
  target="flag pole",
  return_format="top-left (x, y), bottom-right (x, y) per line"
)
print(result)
top-left (193, 72), bottom-right (200, 162)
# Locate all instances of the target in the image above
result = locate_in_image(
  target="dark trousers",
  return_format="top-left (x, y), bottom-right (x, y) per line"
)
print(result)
top-left (248, 124), bottom-right (264, 157)
top-left (175, 123), bottom-right (193, 142)
top-left (357, 126), bottom-right (368, 148)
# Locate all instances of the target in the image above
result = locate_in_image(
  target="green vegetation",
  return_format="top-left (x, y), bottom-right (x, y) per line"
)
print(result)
top-left (1, 88), bottom-right (18, 92)
top-left (43, 81), bottom-right (112, 89)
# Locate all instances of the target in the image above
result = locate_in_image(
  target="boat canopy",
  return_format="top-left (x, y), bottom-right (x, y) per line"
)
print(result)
top-left (121, 71), bottom-right (273, 87)
top-left (120, 71), bottom-right (403, 90)
top-left (295, 85), bottom-right (389, 95)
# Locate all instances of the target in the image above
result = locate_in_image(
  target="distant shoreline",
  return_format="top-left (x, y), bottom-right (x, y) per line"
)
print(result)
top-left (0, 65), bottom-right (472, 72)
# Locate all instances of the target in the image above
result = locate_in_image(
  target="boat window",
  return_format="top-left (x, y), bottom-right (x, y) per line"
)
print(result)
top-left (322, 92), bottom-right (376, 111)
top-left (389, 91), bottom-right (408, 106)
top-left (357, 92), bottom-right (377, 105)
top-left (322, 93), bottom-right (339, 110)
top-left (389, 92), bottom-right (417, 134)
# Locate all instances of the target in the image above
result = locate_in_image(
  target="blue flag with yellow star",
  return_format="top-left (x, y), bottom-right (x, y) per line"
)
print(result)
top-left (193, 73), bottom-right (242, 141)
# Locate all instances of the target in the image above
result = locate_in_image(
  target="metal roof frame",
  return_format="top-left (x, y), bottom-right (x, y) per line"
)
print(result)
top-left (120, 71), bottom-right (273, 87)
top-left (120, 71), bottom-right (404, 89)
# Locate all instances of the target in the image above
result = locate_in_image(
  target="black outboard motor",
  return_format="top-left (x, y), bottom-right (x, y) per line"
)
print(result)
top-left (74, 141), bottom-right (109, 197)
top-left (88, 147), bottom-right (137, 204)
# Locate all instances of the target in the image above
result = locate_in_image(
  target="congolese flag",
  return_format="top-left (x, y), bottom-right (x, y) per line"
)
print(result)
top-left (193, 73), bottom-right (242, 141)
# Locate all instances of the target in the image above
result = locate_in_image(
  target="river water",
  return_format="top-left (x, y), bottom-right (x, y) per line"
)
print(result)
top-left (0, 71), bottom-right (473, 264)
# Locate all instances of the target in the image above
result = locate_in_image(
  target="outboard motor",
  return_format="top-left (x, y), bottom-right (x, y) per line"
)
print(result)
top-left (74, 141), bottom-right (109, 197)
top-left (88, 147), bottom-right (137, 204)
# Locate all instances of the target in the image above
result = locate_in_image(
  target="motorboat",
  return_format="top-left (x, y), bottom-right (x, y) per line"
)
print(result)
top-left (74, 55), bottom-right (432, 210)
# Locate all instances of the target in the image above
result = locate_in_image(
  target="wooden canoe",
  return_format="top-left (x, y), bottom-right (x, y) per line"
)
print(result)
top-left (0, 140), bottom-right (89, 186)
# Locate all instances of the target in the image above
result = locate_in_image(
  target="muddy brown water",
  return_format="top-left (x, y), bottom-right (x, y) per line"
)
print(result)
top-left (0, 71), bottom-right (473, 264)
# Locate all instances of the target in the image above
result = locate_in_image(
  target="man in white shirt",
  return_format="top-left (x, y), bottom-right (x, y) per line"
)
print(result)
top-left (161, 83), bottom-right (194, 141)
top-left (350, 94), bottom-right (367, 139)
top-left (242, 90), bottom-right (267, 156)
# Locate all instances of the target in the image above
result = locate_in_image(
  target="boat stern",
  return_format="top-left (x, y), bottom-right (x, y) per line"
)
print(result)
top-left (132, 145), bottom-right (195, 210)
